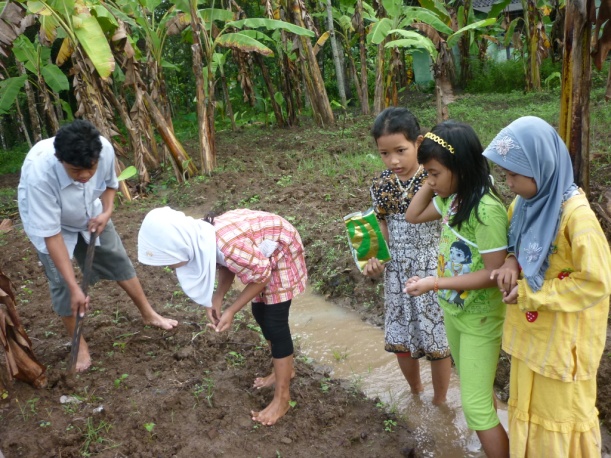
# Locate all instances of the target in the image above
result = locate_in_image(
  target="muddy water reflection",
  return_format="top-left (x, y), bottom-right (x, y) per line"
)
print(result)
top-left (291, 287), bottom-right (507, 458)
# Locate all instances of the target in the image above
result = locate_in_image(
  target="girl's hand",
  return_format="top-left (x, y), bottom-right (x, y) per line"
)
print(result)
top-left (210, 310), bottom-right (235, 333)
top-left (362, 258), bottom-right (385, 277)
top-left (206, 305), bottom-right (220, 326)
top-left (490, 257), bottom-right (520, 294)
top-left (404, 276), bottom-right (434, 296)
top-left (502, 285), bottom-right (518, 304)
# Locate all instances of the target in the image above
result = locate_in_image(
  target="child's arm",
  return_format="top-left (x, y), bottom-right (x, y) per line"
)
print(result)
top-left (362, 219), bottom-right (388, 277)
top-left (490, 255), bottom-right (520, 294)
top-left (212, 279), bottom-right (271, 332)
top-left (207, 266), bottom-right (235, 325)
top-left (405, 249), bottom-right (506, 295)
top-left (517, 206), bottom-right (611, 313)
top-left (405, 181), bottom-right (441, 223)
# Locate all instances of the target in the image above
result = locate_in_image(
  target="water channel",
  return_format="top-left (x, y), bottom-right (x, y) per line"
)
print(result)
top-left (290, 287), bottom-right (508, 458)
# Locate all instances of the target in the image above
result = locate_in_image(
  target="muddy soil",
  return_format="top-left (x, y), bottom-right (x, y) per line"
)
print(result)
top-left (0, 109), bottom-right (610, 457)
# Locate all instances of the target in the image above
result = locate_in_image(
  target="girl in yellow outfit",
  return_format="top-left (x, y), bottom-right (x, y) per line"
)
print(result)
top-left (485, 116), bottom-right (611, 457)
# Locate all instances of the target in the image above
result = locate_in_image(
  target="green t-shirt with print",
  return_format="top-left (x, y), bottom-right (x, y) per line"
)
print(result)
top-left (433, 193), bottom-right (508, 316)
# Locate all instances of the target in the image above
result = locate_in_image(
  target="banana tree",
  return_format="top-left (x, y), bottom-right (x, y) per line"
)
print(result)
top-left (175, 0), bottom-right (318, 172)
top-left (11, 34), bottom-right (66, 134)
top-left (559, 0), bottom-right (611, 194)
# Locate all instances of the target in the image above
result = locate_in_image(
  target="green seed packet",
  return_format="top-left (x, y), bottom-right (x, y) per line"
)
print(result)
top-left (344, 208), bottom-right (391, 272)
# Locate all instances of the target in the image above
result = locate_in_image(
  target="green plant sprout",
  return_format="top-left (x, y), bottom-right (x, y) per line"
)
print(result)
top-left (114, 374), bottom-right (128, 389)
top-left (383, 419), bottom-right (397, 433)
top-left (227, 351), bottom-right (245, 367)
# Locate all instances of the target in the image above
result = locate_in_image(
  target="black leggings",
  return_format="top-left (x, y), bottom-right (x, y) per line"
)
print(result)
top-left (251, 300), bottom-right (293, 359)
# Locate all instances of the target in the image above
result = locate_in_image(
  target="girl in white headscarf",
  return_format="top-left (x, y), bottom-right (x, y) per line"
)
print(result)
top-left (486, 117), bottom-right (611, 457)
top-left (138, 207), bottom-right (307, 427)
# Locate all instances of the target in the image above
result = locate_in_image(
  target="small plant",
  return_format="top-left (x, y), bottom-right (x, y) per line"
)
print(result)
top-left (227, 351), bottom-right (245, 367)
top-left (163, 266), bottom-right (172, 274)
top-left (276, 175), bottom-right (293, 187)
top-left (288, 400), bottom-right (297, 408)
top-left (143, 422), bottom-right (156, 440)
top-left (320, 378), bottom-right (330, 393)
top-left (384, 419), bottom-right (397, 433)
top-left (38, 420), bottom-right (51, 428)
top-left (331, 348), bottom-right (348, 362)
top-left (79, 417), bottom-right (117, 456)
top-left (114, 373), bottom-right (128, 389)
top-left (112, 341), bottom-right (126, 352)
top-left (193, 377), bottom-right (215, 407)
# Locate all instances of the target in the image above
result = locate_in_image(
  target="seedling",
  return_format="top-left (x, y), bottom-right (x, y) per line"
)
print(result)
top-left (193, 377), bottom-right (215, 407)
top-left (320, 378), bottom-right (330, 394)
top-left (288, 400), bottom-right (297, 408)
top-left (331, 348), bottom-right (348, 362)
top-left (79, 417), bottom-right (117, 456)
top-left (227, 351), bottom-right (245, 367)
top-left (114, 374), bottom-right (128, 389)
top-left (384, 419), bottom-right (397, 433)
top-left (143, 422), bottom-right (156, 440)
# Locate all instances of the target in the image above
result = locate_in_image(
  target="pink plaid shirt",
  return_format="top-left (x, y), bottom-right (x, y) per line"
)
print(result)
top-left (214, 209), bottom-right (307, 304)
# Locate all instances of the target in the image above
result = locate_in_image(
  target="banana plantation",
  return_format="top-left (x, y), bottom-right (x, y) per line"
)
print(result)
top-left (0, 0), bottom-right (609, 194)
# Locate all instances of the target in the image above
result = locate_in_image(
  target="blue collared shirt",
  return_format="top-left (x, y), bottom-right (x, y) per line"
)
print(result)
top-left (17, 136), bottom-right (118, 256)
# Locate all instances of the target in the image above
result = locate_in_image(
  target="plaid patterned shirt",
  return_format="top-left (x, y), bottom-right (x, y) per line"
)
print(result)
top-left (214, 209), bottom-right (307, 304)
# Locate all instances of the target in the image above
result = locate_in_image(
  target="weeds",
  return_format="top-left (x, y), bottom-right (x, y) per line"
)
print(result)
top-left (113, 373), bottom-right (129, 389)
top-left (193, 377), bottom-right (215, 408)
top-left (383, 419), bottom-right (397, 433)
top-left (331, 348), bottom-right (349, 362)
top-left (226, 351), bottom-right (245, 367)
top-left (79, 417), bottom-right (118, 456)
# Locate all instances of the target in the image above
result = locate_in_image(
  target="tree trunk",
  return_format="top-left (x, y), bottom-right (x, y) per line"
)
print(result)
top-left (291, 0), bottom-right (335, 126)
top-left (189, 0), bottom-right (214, 174)
top-left (254, 54), bottom-right (286, 127)
top-left (16, 61), bottom-right (42, 142)
top-left (558, 0), bottom-right (593, 193)
top-left (14, 98), bottom-right (32, 148)
top-left (523, 0), bottom-right (542, 91)
top-left (373, 42), bottom-right (386, 114)
top-left (220, 73), bottom-right (237, 130)
top-left (142, 92), bottom-right (198, 179)
top-left (38, 74), bottom-right (60, 134)
top-left (356, 0), bottom-right (369, 115)
top-left (326, 0), bottom-right (347, 107)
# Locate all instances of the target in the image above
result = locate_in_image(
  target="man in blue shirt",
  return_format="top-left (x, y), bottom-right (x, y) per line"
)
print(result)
top-left (18, 120), bottom-right (178, 372)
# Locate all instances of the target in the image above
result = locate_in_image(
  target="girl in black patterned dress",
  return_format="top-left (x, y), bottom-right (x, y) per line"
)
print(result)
top-left (364, 107), bottom-right (451, 405)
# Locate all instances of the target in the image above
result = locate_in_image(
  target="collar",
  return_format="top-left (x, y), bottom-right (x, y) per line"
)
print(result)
top-left (55, 160), bottom-right (79, 190)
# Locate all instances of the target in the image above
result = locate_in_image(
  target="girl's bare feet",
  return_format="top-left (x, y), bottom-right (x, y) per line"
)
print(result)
top-left (253, 369), bottom-right (295, 389)
top-left (251, 397), bottom-right (291, 426)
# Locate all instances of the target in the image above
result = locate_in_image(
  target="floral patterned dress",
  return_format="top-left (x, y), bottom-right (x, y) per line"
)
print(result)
top-left (370, 169), bottom-right (450, 360)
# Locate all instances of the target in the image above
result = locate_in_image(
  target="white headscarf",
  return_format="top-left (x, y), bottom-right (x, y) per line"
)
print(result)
top-left (138, 207), bottom-right (217, 307)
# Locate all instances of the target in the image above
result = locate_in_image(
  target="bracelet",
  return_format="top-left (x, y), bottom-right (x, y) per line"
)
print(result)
top-left (506, 252), bottom-right (516, 260)
top-left (433, 276), bottom-right (439, 294)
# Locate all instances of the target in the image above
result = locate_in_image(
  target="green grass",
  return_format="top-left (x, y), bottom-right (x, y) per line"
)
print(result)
top-left (0, 144), bottom-right (28, 175)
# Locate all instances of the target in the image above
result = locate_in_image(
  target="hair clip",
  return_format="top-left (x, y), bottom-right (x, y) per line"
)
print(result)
top-left (424, 132), bottom-right (455, 154)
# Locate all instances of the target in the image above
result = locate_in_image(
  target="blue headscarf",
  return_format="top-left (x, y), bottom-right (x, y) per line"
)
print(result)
top-left (483, 116), bottom-right (577, 292)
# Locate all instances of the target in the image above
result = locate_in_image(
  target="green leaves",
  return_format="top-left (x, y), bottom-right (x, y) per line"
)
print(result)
top-left (0, 76), bottom-right (27, 115)
top-left (215, 33), bottom-right (273, 56)
top-left (72, 14), bottom-right (115, 78)
top-left (227, 18), bottom-right (315, 37)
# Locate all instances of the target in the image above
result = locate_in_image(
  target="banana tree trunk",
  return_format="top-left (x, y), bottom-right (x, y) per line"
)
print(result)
top-left (190, 0), bottom-right (215, 174)
top-left (373, 41), bottom-right (386, 115)
top-left (254, 54), bottom-right (286, 128)
top-left (356, 0), bottom-right (369, 115)
top-left (16, 61), bottom-right (42, 142)
top-left (326, 0), bottom-right (347, 107)
top-left (38, 74), bottom-right (60, 134)
top-left (14, 94), bottom-right (32, 148)
top-left (558, 0), bottom-right (592, 193)
top-left (523, 0), bottom-right (542, 91)
top-left (291, 0), bottom-right (334, 127)
top-left (220, 73), bottom-right (237, 131)
top-left (279, 31), bottom-right (298, 125)
top-left (142, 92), bottom-right (198, 179)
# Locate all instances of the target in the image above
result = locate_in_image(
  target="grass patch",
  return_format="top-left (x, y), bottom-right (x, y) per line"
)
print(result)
top-left (0, 144), bottom-right (28, 175)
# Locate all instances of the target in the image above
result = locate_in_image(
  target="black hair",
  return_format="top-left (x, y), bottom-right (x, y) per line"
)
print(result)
top-left (54, 120), bottom-right (103, 169)
top-left (418, 120), bottom-right (500, 229)
top-left (203, 212), bottom-right (216, 225)
top-left (371, 107), bottom-right (421, 143)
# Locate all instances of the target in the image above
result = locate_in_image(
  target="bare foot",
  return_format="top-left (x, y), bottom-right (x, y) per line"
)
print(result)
top-left (142, 312), bottom-right (178, 330)
top-left (432, 396), bottom-right (447, 406)
top-left (253, 370), bottom-right (296, 389)
top-left (76, 341), bottom-right (92, 372)
top-left (410, 385), bottom-right (424, 395)
top-left (251, 397), bottom-right (290, 426)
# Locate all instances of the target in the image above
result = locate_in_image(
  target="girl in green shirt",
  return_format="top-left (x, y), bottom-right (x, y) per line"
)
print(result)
top-left (405, 121), bottom-right (509, 458)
